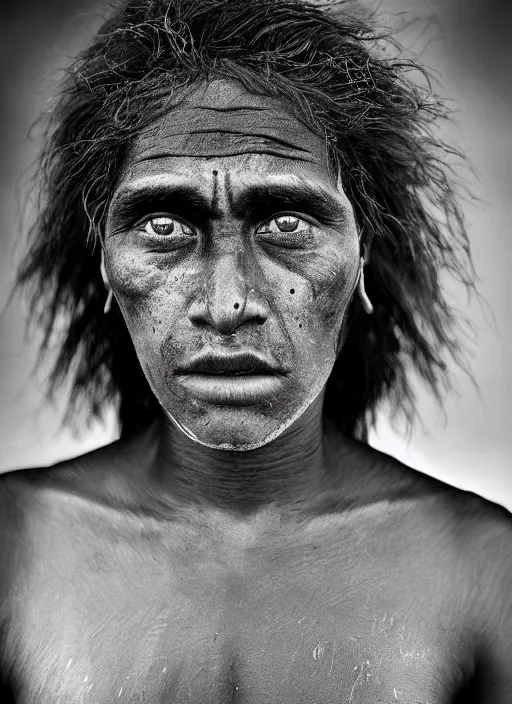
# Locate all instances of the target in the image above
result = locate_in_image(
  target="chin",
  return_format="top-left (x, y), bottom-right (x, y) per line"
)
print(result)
top-left (169, 410), bottom-right (288, 452)
top-left (164, 388), bottom-right (324, 452)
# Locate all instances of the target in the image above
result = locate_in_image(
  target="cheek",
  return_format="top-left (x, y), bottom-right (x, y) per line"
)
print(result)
top-left (104, 246), bottom-right (195, 350)
top-left (104, 244), bottom-right (163, 301)
top-left (275, 243), bottom-right (359, 337)
top-left (105, 244), bottom-right (192, 308)
top-left (313, 237), bottom-right (359, 320)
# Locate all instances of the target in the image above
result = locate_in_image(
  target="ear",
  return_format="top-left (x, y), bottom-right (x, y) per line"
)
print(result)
top-left (100, 249), bottom-right (110, 290)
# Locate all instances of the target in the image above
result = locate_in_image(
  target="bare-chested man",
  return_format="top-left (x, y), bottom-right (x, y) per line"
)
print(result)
top-left (1, 0), bottom-right (511, 701)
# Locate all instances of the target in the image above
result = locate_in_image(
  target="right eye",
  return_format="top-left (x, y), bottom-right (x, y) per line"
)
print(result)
top-left (140, 216), bottom-right (193, 238)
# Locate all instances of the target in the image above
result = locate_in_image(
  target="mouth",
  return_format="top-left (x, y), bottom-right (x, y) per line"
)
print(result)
top-left (173, 350), bottom-right (289, 405)
top-left (174, 350), bottom-right (288, 376)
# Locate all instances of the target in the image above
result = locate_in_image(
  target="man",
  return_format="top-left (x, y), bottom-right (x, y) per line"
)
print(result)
top-left (1, 0), bottom-right (511, 701)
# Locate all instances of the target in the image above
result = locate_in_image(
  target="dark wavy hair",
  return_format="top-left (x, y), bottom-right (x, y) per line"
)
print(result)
top-left (17, 0), bottom-right (475, 439)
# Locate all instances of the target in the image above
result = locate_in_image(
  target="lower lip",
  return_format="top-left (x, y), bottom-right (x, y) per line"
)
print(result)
top-left (174, 374), bottom-right (285, 405)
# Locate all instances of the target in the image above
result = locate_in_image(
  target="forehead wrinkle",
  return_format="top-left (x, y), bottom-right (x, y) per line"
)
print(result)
top-left (132, 132), bottom-right (318, 164)
top-left (194, 106), bottom-right (269, 113)
top-left (131, 95), bottom-right (328, 166)
top-left (159, 129), bottom-right (312, 154)
top-left (133, 149), bottom-right (318, 164)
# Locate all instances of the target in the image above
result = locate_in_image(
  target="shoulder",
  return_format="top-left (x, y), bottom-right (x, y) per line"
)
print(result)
top-left (450, 490), bottom-right (512, 627)
top-left (0, 422), bottom-right (159, 511)
top-left (0, 428), bottom-right (155, 604)
top-left (440, 490), bottom-right (512, 697)
top-left (363, 443), bottom-right (512, 637)
top-left (342, 437), bottom-right (512, 558)
top-left (333, 434), bottom-right (492, 515)
top-left (0, 426), bottom-right (154, 574)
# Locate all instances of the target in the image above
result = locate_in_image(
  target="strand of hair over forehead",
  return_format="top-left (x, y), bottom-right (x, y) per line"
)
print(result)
top-left (17, 0), bottom-right (477, 438)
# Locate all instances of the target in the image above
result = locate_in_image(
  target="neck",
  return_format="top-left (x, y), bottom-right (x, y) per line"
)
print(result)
top-left (148, 395), bottom-right (343, 516)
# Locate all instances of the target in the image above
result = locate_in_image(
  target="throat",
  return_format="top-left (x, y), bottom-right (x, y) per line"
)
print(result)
top-left (149, 397), bottom-right (337, 515)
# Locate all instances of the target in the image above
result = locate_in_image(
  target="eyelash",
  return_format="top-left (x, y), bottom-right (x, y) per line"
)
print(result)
top-left (255, 213), bottom-right (316, 248)
top-left (135, 213), bottom-right (194, 238)
top-left (131, 211), bottom-right (316, 247)
top-left (257, 213), bottom-right (311, 229)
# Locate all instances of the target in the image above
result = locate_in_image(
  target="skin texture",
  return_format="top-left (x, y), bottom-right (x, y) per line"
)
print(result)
top-left (1, 431), bottom-right (512, 703)
top-left (103, 80), bottom-right (360, 451)
top-left (2, 79), bottom-right (512, 703)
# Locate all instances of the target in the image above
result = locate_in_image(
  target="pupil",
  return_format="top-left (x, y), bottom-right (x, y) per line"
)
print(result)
top-left (277, 216), bottom-right (299, 232)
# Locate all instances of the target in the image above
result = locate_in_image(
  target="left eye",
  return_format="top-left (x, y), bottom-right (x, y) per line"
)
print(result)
top-left (141, 216), bottom-right (193, 237)
top-left (256, 215), bottom-right (306, 235)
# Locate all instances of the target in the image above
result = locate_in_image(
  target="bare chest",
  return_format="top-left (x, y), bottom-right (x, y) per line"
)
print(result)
top-left (4, 510), bottom-right (471, 703)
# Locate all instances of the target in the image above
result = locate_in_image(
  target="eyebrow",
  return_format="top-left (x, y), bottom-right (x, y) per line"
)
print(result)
top-left (230, 181), bottom-right (346, 224)
top-left (109, 183), bottom-right (219, 224)
top-left (109, 178), bottom-right (346, 227)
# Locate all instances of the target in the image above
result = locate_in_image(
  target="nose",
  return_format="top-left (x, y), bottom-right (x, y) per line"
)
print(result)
top-left (188, 249), bottom-right (268, 335)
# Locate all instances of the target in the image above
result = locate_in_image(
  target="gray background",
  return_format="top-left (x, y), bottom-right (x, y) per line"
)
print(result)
top-left (0, 0), bottom-right (510, 508)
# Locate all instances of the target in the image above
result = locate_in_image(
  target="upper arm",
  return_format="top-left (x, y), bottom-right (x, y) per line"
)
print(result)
top-left (464, 498), bottom-right (512, 700)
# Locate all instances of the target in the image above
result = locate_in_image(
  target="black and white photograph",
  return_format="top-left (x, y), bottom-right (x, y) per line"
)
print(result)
top-left (0, 0), bottom-right (511, 701)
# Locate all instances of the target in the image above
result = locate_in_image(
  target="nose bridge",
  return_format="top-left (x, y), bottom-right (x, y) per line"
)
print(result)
top-left (204, 165), bottom-right (248, 309)
top-left (189, 234), bottom-right (267, 334)
top-left (207, 245), bottom-right (247, 307)
top-left (187, 168), bottom-right (268, 333)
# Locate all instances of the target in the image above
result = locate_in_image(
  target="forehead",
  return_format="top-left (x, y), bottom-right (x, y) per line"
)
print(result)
top-left (121, 79), bottom-right (334, 187)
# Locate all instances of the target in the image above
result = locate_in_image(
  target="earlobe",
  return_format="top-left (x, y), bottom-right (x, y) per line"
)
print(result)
top-left (100, 250), bottom-right (113, 314)
top-left (357, 256), bottom-right (373, 315)
top-left (100, 250), bottom-right (110, 290)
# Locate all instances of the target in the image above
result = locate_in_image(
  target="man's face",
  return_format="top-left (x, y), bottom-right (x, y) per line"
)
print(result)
top-left (104, 80), bottom-right (360, 450)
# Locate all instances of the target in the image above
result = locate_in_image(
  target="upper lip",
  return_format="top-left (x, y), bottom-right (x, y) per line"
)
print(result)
top-left (175, 350), bottom-right (288, 376)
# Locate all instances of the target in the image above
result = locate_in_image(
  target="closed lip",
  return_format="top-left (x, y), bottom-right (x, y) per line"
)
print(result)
top-left (174, 350), bottom-right (289, 376)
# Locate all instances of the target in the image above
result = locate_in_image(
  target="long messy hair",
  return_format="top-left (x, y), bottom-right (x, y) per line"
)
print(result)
top-left (17, 0), bottom-right (475, 439)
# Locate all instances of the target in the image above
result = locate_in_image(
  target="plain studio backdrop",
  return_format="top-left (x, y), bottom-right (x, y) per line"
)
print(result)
top-left (0, 0), bottom-right (510, 508)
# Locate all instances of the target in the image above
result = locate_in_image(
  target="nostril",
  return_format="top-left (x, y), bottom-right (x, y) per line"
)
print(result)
top-left (234, 302), bottom-right (240, 310)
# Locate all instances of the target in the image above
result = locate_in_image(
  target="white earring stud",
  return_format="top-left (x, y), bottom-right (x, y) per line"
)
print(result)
top-left (358, 256), bottom-right (373, 315)
top-left (103, 289), bottom-right (113, 315)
